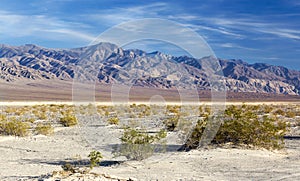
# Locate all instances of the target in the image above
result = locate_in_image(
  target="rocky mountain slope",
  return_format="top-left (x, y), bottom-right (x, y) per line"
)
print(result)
top-left (0, 43), bottom-right (299, 95)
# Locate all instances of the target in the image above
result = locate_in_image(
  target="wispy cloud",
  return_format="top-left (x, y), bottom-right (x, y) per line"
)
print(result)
top-left (87, 2), bottom-right (168, 25)
top-left (0, 10), bottom-right (95, 41)
top-left (256, 28), bottom-right (300, 40)
top-left (43, 29), bottom-right (95, 41)
top-left (218, 43), bottom-right (260, 51)
top-left (194, 16), bottom-right (300, 41)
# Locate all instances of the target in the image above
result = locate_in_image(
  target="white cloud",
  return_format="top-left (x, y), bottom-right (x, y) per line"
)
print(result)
top-left (0, 10), bottom-right (95, 42)
top-left (219, 43), bottom-right (260, 51)
top-left (180, 23), bottom-right (244, 39)
top-left (255, 28), bottom-right (300, 40)
top-left (43, 29), bottom-right (95, 41)
top-left (87, 2), bottom-right (168, 25)
top-left (196, 16), bottom-right (300, 40)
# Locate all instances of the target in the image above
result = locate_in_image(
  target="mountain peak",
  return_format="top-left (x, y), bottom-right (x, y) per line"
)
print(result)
top-left (0, 43), bottom-right (299, 95)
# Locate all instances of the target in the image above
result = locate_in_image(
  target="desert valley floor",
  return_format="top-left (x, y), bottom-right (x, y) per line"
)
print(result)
top-left (0, 102), bottom-right (299, 180)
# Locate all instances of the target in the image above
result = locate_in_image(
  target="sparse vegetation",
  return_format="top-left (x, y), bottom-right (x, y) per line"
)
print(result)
top-left (35, 123), bottom-right (54, 135)
top-left (107, 117), bottom-right (119, 125)
top-left (88, 150), bottom-right (103, 169)
top-left (114, 128), bottom-right (167, 160)
top-left (163, 116), bottom-right (179, 131)
top-left (0, 103), bottom-right (298, 155)
top-left (184, 105), bottom-right (288, 150)
top-left (60, 114), bottom-right (78, 127)
top-left (274, 109), bottom-right (285, 116)
top-left (285, 111), bottom-right (296, 118)
top-left (0, 117), bottom-right (30, 137)
top-left (61, 162), bottom-right (76, 173)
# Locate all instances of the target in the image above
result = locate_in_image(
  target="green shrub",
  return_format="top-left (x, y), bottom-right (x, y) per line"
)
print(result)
top-left (35, 123), bottom-right (54, 135)
top-left (184, 105), bottom-right (287, 150)
top-left (114, 128), bottom-right (167, 160)
top-left (88, 150), bottom-right (103, 169)
top-left (0, 117), bottom-right (30, 137)
top-left (60, 114), bottom-right (77, 127)
top-left (107, 117), bottom-right (119, 125)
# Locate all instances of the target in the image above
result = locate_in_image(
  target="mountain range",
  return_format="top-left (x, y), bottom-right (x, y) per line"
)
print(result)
top-left (0, 42), bottom-right (299, 97)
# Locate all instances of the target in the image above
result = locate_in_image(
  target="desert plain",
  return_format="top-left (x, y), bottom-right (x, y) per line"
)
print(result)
top-left (0, 101), bottom-right (299, 181)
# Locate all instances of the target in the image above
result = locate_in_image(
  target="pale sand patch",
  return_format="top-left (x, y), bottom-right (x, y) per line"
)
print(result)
top-left (0, 125), bottom-right (299, 180)
top-left (0, 136), bottom-right (16, 143)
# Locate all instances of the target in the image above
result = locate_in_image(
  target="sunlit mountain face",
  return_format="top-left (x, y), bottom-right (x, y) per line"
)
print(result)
top-left (1, 43), bottom-right (299, 95)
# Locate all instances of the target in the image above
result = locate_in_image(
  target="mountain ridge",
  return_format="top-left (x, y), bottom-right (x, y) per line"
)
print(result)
top-left (0, 43), bottom-right (299, 96)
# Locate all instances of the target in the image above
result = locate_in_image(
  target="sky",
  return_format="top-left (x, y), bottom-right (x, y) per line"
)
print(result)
top-left (0, 0), bottom-right (299, 69)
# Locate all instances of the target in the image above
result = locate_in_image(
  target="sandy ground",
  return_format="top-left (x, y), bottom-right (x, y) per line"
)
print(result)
top-left (0, 102), bottom-right (300, 180)
top-left (0, 125), bottom-right (299, 180)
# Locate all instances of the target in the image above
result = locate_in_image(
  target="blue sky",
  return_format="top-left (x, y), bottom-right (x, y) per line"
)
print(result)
top-left (0, 0), bottom-right (299, 69)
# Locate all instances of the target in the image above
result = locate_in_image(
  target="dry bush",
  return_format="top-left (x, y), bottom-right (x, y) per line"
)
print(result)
top-left (184, 105), bottom-right (288, 150)
top-left (114, 128), bottom-right (167, 160)
top-left (60, 114), bottom-right (78, 127)
top-left (166, 105), bottom-right (181, 115)
top-left (274, 109), bottom-right (285, 116)
top-left (0, 114), bottom-right (7, 121)
top-left (107, 117), bottom-right (119, 125)
top-left (163, 116), bottom-right (179, 131)
top-left (25, 117), bottom-right (36, 123)
top-left (0, 117), bottom-right (30, 137)
top-left (35, 123), bottom-right (54, 135)
top-left (263, 105), bottom-right (273, 113)
top-left (285, 111), bottom-right (296, 118)
top-left (198, 105), bottom-right (211, 117)
top-left (32, 110), bottom-right (47, 120)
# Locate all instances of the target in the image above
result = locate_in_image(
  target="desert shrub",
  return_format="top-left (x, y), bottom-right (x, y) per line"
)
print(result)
top-left (274, 109), bottom-right (285, 116)
top-left (0, 117), bottom-right (30, 137)
top-left (166, 105), bottom-right (181, 115)
top-left (35, 123), bottom-right (54, 135)
top-left (107, 117), bottom-right (119, 125)
top-left (263, 105), bottom-right (273, 113)
top-left (114, 128), bottom-right (167, 160)
top-left (296, 118), bottom-right (300, 126)
top-left (49, 104), bottom-right (59, 113)
top-left (88, 150), bottom-right (103, 169)
top-left (60, 114), bottom-right (77, 127)
top-left (61, 162), bottom-right (75, 173)
top-left (204, 106), bottom-right (211, 114)
top-left (131, 104), bottom-right (151, 118)
top-left (249, 105), bottom-right (260, 111)
top-left (4, 107), bottom-right (16, 114)
top-left (0, 114), bottom-right (7, 121)
top-left (184, 105), bottom-right (287, 150)
top-left (25, 117), bottom-right (36, 123)
top-left (163, 116), bottom-right (179, 131)
top-left (33, 110), bottom-right (47, 120)
top-left (285, 111), bottom-right (296, 118)
top-left (14, 109), bottom-right (25, 116)
top-left (104, 111), bottom-right (109, 117)
top-left (138, 109), bottom-right (151, 118)
top-left (198, 105), bottom-right (211, 117)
